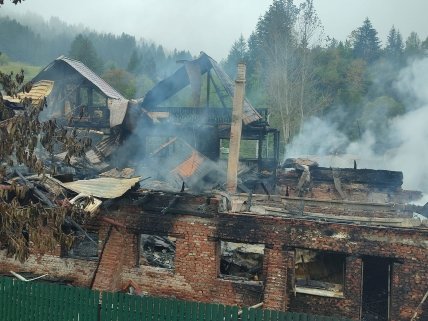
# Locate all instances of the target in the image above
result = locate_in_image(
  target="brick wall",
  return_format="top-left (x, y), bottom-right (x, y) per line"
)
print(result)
top-left (0, 199), bottom-right (426, 321)
top-left (0, 248), bottom-right (97, 287)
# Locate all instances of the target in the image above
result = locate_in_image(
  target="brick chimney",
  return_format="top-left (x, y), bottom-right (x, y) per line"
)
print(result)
top-left (226, 63), bottom-right (246, 193)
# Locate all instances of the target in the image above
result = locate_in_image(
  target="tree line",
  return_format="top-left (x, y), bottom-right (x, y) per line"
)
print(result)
top-left (223, 0), bottom-right (428, 150)
top-left (0, 12), bottom-right (192, 99)
top-left (1, 1), bottom-right (428, 149)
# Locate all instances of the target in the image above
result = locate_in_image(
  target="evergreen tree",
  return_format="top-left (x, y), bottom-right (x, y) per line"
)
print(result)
top-left (385, 26), bottom-right (404, 63)
top-left (223, 34), bottom-right (248, 77)
top-left (405, 31), bottom-right (424, 58)
top-left (69, 34), bottom-right (104, 73)
top-left (127, 49), bottom-right (142, 75)
top-left (352, 18), bottom-right (381, 63)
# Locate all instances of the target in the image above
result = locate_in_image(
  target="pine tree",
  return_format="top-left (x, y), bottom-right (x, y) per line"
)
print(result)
top-left (352, 18), bottom-right (381, 63)
top-left (224, 34), bottom-right (248, 77)
top-left (385, 26), bottom-right (404, 63)
top-left (405, 31), bottom-right (424, 58)
top-left (69, 34), bottom-right (104, 73)
top-left (127, 49), bottom-right (142, 75)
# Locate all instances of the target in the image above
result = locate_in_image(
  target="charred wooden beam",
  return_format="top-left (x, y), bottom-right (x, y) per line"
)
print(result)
top-left (332, 169), bottom-right (347, 200)
top-left (16, 171), bottom-right (55, 207)
top-left (310, 167), bottom-right (403, 188)
top-left (161, 194), bottom-right (180, 214)
top-left (15, 171), bottom-right (97, 246)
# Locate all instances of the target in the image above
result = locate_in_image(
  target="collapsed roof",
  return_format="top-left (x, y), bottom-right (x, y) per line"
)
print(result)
top-left (140, 52), bottom-right (262, 125)
top-left (32, 56), bottom-right (128, 128)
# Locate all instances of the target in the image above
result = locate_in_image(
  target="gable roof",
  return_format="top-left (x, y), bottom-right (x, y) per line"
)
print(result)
top-left (140, 52), bottom-right (261, 125)
top-left (31, 56), bottom-right (128, 128)
top-left (34, 56), bottom-right (125, 100)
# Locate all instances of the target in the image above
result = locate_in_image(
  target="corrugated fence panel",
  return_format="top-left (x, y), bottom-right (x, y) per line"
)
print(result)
top-left (0, 276), bottom-right (353, 321)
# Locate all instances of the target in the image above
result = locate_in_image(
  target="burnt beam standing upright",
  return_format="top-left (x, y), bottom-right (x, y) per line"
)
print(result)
top-left (227, 63), bottom-right (246, 193)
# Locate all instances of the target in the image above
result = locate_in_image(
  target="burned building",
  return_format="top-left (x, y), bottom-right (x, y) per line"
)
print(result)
top-left (122, 52), bottom-right (280, 191)
top-left (0, 54), bottom-right (427, 321)
top-left (32, 55), bottom-right (129, 130)
top-left (0, 165), bottom-right (426, 321)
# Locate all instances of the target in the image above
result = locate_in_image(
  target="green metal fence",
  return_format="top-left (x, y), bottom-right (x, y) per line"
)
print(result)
top-left (0, 276), bottom-right (351, 321)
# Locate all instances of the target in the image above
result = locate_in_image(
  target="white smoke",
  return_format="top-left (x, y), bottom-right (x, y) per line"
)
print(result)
top-left (285, 57), bottom-right (428, 193)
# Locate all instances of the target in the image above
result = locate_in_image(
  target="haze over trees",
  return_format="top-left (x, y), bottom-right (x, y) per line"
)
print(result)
top-left (223, 0), bottom-right (428, 153)
top-left (0, 11), bottom-right (192, 99)
top-left (1, 0), bottom-right (428, 151)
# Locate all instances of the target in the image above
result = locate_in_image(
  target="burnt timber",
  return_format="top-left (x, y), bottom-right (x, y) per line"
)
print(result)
top-left (0, 54), bottom-right (427, 321)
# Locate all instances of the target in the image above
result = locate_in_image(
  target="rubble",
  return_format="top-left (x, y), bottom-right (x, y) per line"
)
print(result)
top-left (0, 54), bottom-right (427, 321)
top-left (139, 235), bottom-right (176, 270)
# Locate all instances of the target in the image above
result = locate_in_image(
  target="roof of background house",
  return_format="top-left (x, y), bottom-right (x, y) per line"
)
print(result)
top-left (31, 56), bottom-right (128, 128)
top-left (45, 56), bottom-right (125, 100)
top-left (140, 52), bottom-right (262, 125)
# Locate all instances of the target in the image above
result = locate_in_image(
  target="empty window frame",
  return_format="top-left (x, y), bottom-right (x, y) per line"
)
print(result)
top-left (295, 248), bottom-right (345, 297)
top-left (219, 241), bottom-right (264, 282)
top-left (65, 232), bottom-right (99, 260)
top-left (139, 234), bottom-right (176, 270)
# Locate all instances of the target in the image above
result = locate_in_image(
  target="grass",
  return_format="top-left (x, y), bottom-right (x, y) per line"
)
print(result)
top-left (0, 61), bottom-right (42, 82)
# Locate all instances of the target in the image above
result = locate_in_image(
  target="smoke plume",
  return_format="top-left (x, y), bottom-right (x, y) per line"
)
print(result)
top-left (285, 57), bottom-right (428, 193)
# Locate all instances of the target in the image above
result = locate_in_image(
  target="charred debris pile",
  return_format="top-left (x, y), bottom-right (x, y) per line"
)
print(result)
top-left (1, 53), bottom-right (427, 266)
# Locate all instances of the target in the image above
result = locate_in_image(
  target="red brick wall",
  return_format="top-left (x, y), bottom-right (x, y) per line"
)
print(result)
top-left (0, 202), bottom-right (426, 321)
top-left (0, 248), bottom-right (97, 287)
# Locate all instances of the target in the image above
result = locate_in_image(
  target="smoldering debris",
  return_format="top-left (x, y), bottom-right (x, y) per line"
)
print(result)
top-left (140, 235), bottom-right (176, 270)
top-left (220, 241), bottom-right (264, 281)
top-left (285, 57), bottom-right (428, 194)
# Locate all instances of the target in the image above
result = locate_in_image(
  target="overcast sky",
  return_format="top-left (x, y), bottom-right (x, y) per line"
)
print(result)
top-left (2, 0), bottom-right (428, 60)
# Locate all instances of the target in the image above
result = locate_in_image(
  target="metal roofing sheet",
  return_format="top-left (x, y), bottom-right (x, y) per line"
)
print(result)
top-left (60, 177), bottom-right (141, 199)
top-left (208, 56), bottom-right (262, 125)
top-left (108, 98), bottom-right (129, 128)
top-left (3, 80), bottom-right (54, 105)
top-left (171, 150), bottom-right (205, 178)
top-left (58, 56), bottom-right (125, 100)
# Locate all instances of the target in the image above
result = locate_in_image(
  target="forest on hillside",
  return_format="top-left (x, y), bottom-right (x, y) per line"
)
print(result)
top-left (0, 10), bottom-right (193, 98)
top-left (1, 0), bottom-right (428, 164)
